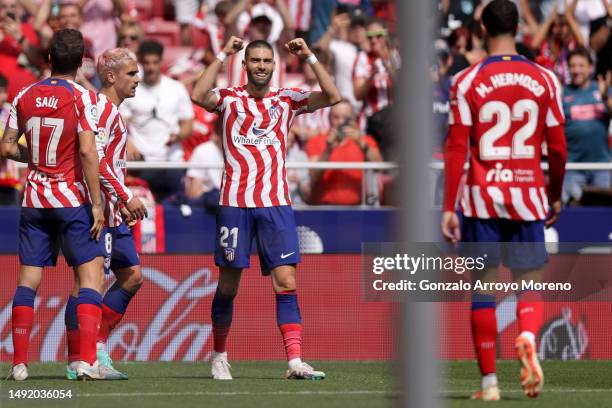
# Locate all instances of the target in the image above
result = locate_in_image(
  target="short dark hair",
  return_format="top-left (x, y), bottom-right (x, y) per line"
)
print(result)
top-left (0, 74), bottom-right (7, 90)
top-left (245, 40), bottom-right (273, 59)
top-left (482, 0), bottom-right (519, 38)
top-left (50, 29), bottom-right (84, 74)
top-left (137, 39), bottom-right (164, 59)
top-left (568, 46), bottom-right (593, 65)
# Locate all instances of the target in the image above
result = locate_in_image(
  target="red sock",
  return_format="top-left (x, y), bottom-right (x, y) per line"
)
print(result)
top-left (471, 308), bottom-right (497, 375)
top-left (77, 304), bottom-right (102, 364)
top-left (98, 304), bottom-right (124, 344)
top-left (517, 291), bottom-right (544, 337)
top-left (12, 306), bottom-right (34, 366)
top-left (279, 323), bottom-right (302, 361)
top-left (213, 324), bottom-right (231, 353)
top-left (66, 329), bottom-right (80, 362)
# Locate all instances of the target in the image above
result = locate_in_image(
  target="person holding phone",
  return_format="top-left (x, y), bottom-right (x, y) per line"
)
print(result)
top-left (306, 99), bottom-right (382, 205)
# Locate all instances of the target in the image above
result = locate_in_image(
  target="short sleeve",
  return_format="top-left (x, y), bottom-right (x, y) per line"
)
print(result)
top-left (280, 88), bottom-right (311, 115)
top-left (212, 88), bottom-right (234, 112)
top-left (77, 90), bottom-right (98, 133)
top-left (448, 70), bottom-right (473, 126)
top-left (352, 51), bottom-right (371, 80)
top-left (542, 68), bottom-right (565, 128)
top-left (175, 82), bottom-right (195, 120)
top-left (7, 99), bottom-right (19, 131)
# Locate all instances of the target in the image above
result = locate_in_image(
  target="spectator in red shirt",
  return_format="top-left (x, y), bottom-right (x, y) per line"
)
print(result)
top-left (0, 0), bottom-right (43, 102)
top-left (306, 99), bottom-right (382, 205)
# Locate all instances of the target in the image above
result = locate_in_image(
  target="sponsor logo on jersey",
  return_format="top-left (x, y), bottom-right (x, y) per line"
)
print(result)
top-left (485, 163), bottom-right (535, 183)
top-left (485, 163), bottom-right (514, 183)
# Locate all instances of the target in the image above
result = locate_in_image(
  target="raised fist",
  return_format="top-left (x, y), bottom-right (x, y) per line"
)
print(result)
top-left (284, 38), bottom-right (312, 59)
top-left (223, 36), bottom-right (245, 55)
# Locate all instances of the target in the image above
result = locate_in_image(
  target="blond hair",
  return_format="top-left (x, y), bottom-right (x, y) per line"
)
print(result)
top-left (97, 48), bottom-right (136, 86)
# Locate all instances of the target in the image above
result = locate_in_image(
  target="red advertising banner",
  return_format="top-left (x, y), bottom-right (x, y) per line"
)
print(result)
top-left (0, 255), bottom-right (397, 362)
top-left (1, 254), bottom-right (611, 362)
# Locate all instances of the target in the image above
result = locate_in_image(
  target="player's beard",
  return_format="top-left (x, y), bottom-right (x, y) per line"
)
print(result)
top-left (247, 69), bottom-right (272, 87)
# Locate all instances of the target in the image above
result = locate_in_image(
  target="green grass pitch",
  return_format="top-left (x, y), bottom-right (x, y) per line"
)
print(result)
top-left (1, 361), bottom-right (612, 408)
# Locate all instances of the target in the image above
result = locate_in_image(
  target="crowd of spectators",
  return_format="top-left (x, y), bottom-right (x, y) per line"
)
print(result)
top-left (434, 0), bottom-right (612, 206)
top-left (0, 0), bottom-right (399, 207)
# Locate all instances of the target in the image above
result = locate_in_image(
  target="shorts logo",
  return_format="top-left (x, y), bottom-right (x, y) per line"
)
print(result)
top-left (225, 248), bottom-right (235, 262)
top-left (104, 255), bottom-right (111, 271)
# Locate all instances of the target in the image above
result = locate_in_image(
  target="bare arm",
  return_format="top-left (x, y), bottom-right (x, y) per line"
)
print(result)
top-left (565, 0), bottom-right (585, 47)
top-left (0, 128), bottom-right (28, 163)
top-left (531, 11), bottom-right (556, 50)
top-left (223, 0), bottom-right (250, 33)
top-left (111, 0), bottom-right (126, 14)
top-left (275, 0), bottom-right (296, 45)
top-left (285, 38), bottom-right (341, 111)
top-left (192, 36), bottom-right (245, 112)
top-left (18, 0), bottom-right (38, 16)
top-left (519, 0), bottom-right (540, 38)
top-left (590, 1), bottom-right (612, 52)
top-left (177, 118), bottom-right (193, 140)
top-left (314, 13), bottom-right (350, 52)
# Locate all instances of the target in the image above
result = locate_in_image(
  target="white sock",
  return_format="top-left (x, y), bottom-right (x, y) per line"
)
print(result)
top-left (212, 351), bottom-right (227, 359)
top-left (482, 373), bottom-right (498, 389)
top-left (288, 357), bottom-right (302, 370)
top-left (96, 341), bottom-right (105, 351)
top-left (68, 361), bottom-right (79, 370)
top-left (519, 331), bottom-right (536, 345)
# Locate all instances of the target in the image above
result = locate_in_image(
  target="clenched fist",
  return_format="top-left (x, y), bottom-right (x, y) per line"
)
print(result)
top-left (284, 38), bottom-right (312, 59)
top-left (222, 36), bottom-right (245, 56)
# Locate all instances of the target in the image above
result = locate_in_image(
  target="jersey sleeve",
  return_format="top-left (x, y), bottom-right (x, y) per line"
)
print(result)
top-left (96, 101), bottom-right (133, 203)
top-left (76, 90), bottom-right (98, 133)
top-left (542, 68), bottom-right (565, 128)
top-left (448, 71), bottom-right (473, 126)
top-left (281, 88), bottom-right (312, 115)
top-left (7, 98), bottom-right (20, 132)
top-left (212, 88), bottom-right (234, 113)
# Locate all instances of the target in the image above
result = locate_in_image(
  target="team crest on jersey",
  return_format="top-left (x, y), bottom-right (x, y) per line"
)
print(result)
top-left (89, 105), bottom-right (98, 120)
top-left (225, 248), bottom-right (235, 262)
top-left (268, 104), bottom-right (282, 120)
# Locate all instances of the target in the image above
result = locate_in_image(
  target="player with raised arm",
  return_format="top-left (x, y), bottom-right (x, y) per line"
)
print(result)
top-left (192, 35), bottom-right (341, 380)
top-left (2, 29), bottom-right (117, 381)
top-left (441, 0), bottom-right (567, 401)
top-left (64, 48), bottom-right (148, 381)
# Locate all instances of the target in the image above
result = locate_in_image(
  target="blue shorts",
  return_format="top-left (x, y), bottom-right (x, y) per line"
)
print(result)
top-left (460, 217), bottom-right (548, 271)
top-left (214, 205), bottom-right (300, 275)
top-left (19, 205), bottom-right (105, 267)
top-left (102, 223), bottom-right (140, 274)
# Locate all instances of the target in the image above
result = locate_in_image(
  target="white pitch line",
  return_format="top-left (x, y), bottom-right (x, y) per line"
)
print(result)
top-left (78, 390), bottom-right (391, 398)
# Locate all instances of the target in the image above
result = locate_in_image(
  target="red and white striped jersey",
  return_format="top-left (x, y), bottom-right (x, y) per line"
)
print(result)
top-left (291, 82), bottom-right (330, 136)
top-left (285, 0), bottom-right (311, 32)
top-left (213, 85), bottom-right (311, 207)
top-left (96, 93), bottom-right (134, 227)
top-left (352, 51), bottom-right (394, 117)
top-left (227, 45), bottom-right (285, 89)
top-left (8, 78), bottom-right (98, 208)
top-left (448, 55), bottom-right (566, 221)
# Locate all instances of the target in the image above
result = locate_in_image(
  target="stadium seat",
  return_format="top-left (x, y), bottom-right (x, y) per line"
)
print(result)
top-left (162, 46), bottom-right (194, 73)
top-left (190, 26), bottom-right (212, 50)
top-left (143, 18), bottom-right (180, 46)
